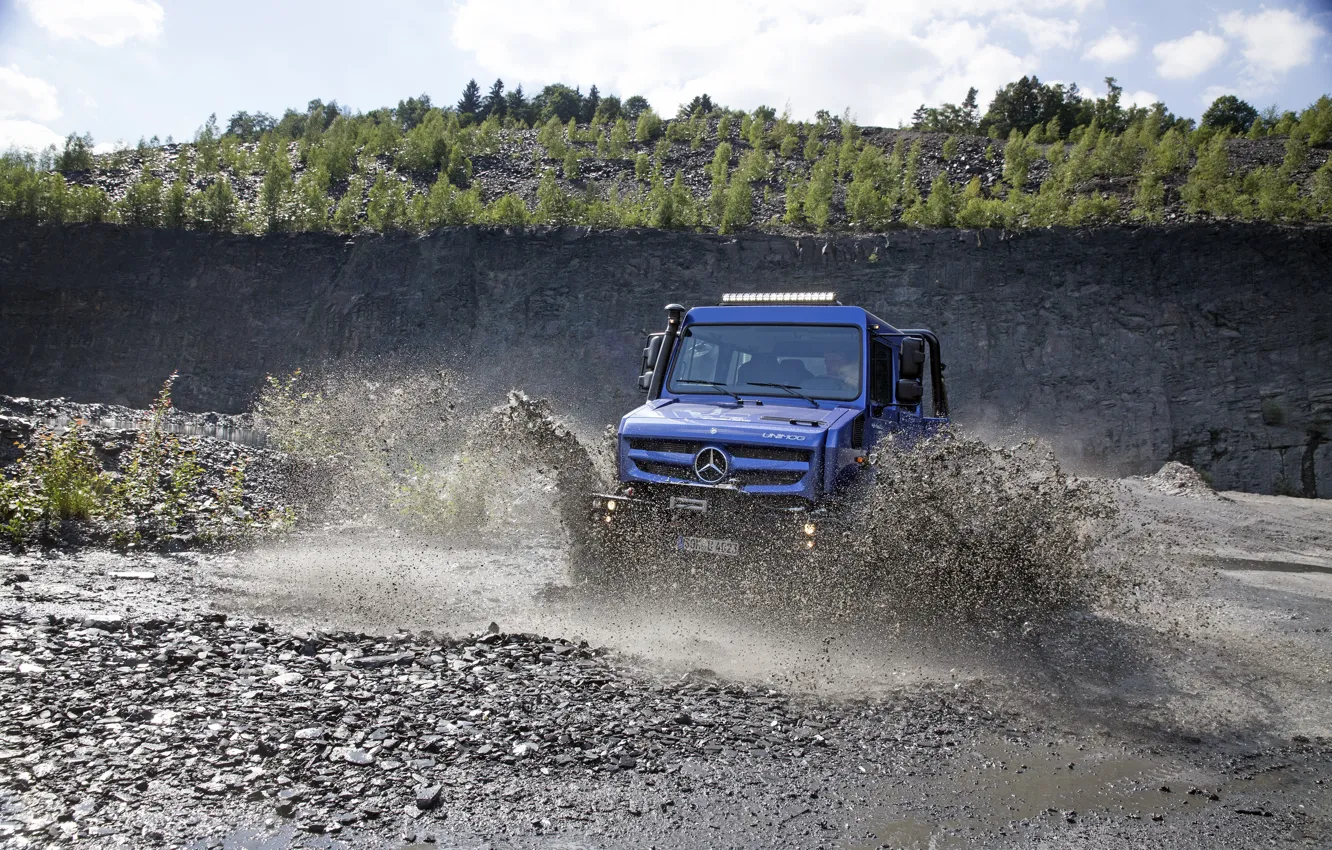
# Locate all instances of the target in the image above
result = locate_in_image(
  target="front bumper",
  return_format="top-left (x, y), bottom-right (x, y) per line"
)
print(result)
top-left (587, 487), bottom-right (841, 556)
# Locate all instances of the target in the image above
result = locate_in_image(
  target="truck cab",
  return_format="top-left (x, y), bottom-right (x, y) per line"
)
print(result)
top-left (588, 292), bottom-right (948, 560)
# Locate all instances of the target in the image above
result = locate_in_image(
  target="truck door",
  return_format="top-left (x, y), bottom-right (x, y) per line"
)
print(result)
top-left (867, 337), bottom-right (897, 447)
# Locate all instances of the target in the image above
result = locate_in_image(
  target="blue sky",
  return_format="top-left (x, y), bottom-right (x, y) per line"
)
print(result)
top-left (1, 0), bottom-right (1329, 152)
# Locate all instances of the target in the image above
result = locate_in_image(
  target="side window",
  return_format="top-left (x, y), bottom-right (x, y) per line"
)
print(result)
top-left (870, 339), bottom-right (894, 408)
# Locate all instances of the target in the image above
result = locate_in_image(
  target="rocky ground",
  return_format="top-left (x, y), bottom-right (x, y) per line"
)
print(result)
top-left (1, 465), bottom-right (1330, 848)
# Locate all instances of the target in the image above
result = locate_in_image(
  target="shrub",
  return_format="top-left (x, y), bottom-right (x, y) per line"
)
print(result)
top-left (846, 145), bottom-right (889, 229)
top-left (941, 136), bottom-right (959, 160)
top-left (1181, 132), bottom-right (1236, 217)
top-left (0, 424), bottom-right (109, 545)
top-left (634, 152), bottom-right (650, 180)
top-left (719, 168), bottom-right (752, 234)
top-left (783, 175), bottom-right (808, 226)
top-left (563, 148), bottom-right (580, 180)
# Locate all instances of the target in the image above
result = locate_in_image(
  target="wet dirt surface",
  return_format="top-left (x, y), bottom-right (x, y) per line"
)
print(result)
top-left (1, 478), bottom-right (1330, 848)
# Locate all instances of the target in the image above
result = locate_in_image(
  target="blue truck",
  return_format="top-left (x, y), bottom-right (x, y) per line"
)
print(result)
top-left (584, 292), bottom-right (949, 570)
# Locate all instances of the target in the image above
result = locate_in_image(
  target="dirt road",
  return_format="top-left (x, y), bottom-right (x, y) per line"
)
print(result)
top-left (1, 478), bottom-right (1329, 848)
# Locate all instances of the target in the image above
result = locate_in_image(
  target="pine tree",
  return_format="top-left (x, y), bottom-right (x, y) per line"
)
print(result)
top-left (783, 176), bottom-right (808, 226)
top-left (1002, 129), bottom-right (1035, 191)
top-left (188, 176), bottom-right (238, 232)
top-left (482, 79), bottom-right (506, 121)
top-left (1181, 132), bottom-right (1236, 217)
top-left (719, 169), bottom-right (751, 234)
top-left (582, 85), bottom-right (600, 124)
top-left (457, 79), bottom-right (483, 118)
top-left (941, 136), bottom-right (959, 161)
top-left (563, 149), bottom-right (580, 180)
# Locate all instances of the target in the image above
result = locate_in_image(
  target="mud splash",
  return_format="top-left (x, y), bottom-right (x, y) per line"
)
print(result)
top-left (847, 432), bottom-right (1120, 619)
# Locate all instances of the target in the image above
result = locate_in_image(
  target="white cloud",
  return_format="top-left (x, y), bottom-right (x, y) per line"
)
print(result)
top-left (1124, 90), bottom-right (1160, 108)
top-left (1219, 7), bottom-right (1324, 81)
top-left (448, 0), bottom-right (1086, 126)
top-left (1152, 30), bottom-right (1226, 80)
top-left (19, 0), bottom-right (164, 47)
top-left (996, 12), bottom-right (1080, 51)
top-left (1085, 28), bottom-right (1137, 63)
top-left (0, 65), bottom-right (61, 122)
top-left (1200, 84), bottom-right (1237, 107)
top-left (0, 118), bottom-right (64, 152)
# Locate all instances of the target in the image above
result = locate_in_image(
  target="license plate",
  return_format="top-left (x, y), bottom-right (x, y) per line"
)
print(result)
top-left (677, 536), bottom-right (740, 557)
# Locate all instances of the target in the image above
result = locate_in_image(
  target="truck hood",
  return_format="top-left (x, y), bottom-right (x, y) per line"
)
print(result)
top-left (619, 398), bottom-right (854, 443)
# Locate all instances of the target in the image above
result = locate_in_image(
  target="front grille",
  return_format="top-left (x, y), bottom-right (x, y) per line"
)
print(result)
top-left (628, 438), bottom-right (704, 455)
top-left (730, 445), bottom-right (810, 462)
top-left (631, 459), bottom-right (806, 487)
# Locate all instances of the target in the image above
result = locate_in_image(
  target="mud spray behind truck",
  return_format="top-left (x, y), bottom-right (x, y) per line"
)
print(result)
top-left (583, 292), bottom-right (949, 578)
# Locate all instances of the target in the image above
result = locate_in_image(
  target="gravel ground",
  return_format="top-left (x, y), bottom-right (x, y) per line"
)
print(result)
top-left (1, 472), bottom-right (1330, 849)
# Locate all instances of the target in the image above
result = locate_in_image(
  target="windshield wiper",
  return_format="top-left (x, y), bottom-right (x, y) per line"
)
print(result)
top-left (745, 382), bottom-right (819, 407)
top-left (678, 380), bottom-right (746, 404)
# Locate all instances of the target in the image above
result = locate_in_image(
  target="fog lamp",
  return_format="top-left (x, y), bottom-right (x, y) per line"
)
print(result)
top-left (602, 514), bottom-right (613, 523)
top-left (803, 522), bottom-right (816, 536)
top-left (606, 499), bottom-right (618, 512)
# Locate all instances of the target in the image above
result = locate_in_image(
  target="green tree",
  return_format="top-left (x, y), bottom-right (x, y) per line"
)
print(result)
top-left (484, 193), bottom-right (529, 226)
top-left (457, 79), bottom-right (483, 119)
top-left (719, 168), bottom-right (751, 234)
top-left (534, 84), bottom-right (583, 124)
top-left (941, 136), bottom-right (959, 161)
top-left (623, 96), bottom-right (651, 120)
top-left (920, 173), bottom-right (957, 227)
top-left (413, 173), bottom-right (482, 229)
top-left (1180, 132), bottom-right (1236, 217)
top-left (1002, 129), bottom-right (1035, 191)
top-left (563, 148), bottom-right (580, 179)
top-left (783, 176), bottom-right (808, 226)
top-left (333, 176), bottom-right (365, 233)
top-left (609, 118), bottom-right (630, 157)
top-left (634, 152), bottom-right (650, 180)
top-left (117, 168), bottom-right (164, 227)
top-left (163, 179), bottom-right (188, 228)
top-left (482, 79), bottom-right (506, 121)
top-left (806, 155), bottom-right (836, 231)
top-left (536, 116), bottom-right (569, 160)
top-left (534, 168), bottom-right (573, 224)
top-left (846, 145), bottom-right (888, 229)
top-left (194, 114), bottom-right (221, 175)
top-left (636, 108), bottom-right (664, 143)
top-left (366, 173), bottom-right (409, 231)
top-left (55, 132), bottom-right (95, 173)
top-left (259, 147), bottom-right (294, 231)
top-left (292, 166), bottom-right (332, 231)
top-left (1312, 155), bottom-right (1332, 219)
top-left (1202, 95), bottom-right (1258, 134)
top-left (188, 176), bottom-right (238, 232)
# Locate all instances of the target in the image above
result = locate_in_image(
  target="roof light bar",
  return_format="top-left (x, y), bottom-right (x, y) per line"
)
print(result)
top-left (720, 292), bottom-right (837, 305)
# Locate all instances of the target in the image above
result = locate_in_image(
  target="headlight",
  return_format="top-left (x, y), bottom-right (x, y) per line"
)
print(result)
top-left (606, 499), bottom-right (617, 512)
top-left (803, 522), bottom-right (816, 536)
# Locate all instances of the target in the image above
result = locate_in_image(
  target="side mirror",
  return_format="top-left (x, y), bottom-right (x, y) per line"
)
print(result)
top-left (899, 337), bottom-right (925, 380)
top-left (896, 378), bottom-right (923, 405)
top-left (639, 333), bottom-right (664, 393)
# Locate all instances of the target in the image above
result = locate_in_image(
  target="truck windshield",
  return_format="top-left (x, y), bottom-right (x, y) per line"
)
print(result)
top-left (667, 324), bottom-right (862, 402)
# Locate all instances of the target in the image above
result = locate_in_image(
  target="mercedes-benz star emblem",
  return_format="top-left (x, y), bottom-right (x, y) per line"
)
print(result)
top-left (693, 447), bottom-right (728, 484)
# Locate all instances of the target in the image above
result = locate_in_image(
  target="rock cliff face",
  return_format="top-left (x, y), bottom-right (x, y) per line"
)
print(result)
top-left (1, 221), bottom-right (1328, 496)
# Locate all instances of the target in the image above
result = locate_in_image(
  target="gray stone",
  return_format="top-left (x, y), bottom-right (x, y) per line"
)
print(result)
top-left (414, 785), bottom-right (441, 811)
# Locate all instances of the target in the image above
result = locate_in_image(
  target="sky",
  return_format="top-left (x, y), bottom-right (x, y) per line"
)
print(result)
top-left (1, 0), bottom-right (1330, 153)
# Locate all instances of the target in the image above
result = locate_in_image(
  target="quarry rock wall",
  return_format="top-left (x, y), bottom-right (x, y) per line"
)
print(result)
top-left (1, 221), bottom-right (1328, 496)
